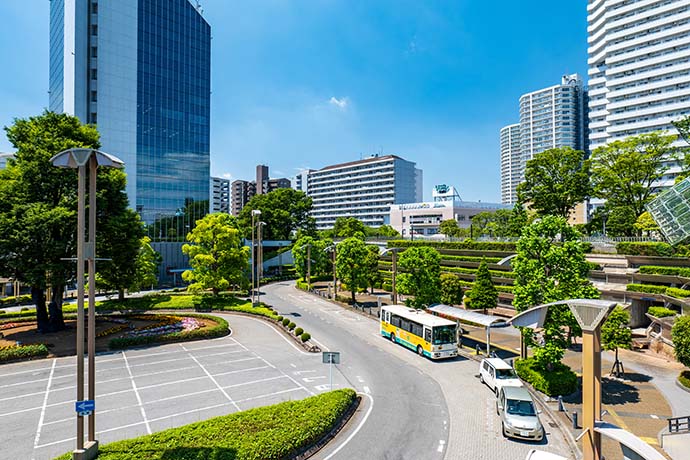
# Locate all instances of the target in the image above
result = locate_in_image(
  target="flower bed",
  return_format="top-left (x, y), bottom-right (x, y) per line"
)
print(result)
top-left (108, 314), bottom-right (228, 350)
top-left (0, 343), bottom-right (49, 363)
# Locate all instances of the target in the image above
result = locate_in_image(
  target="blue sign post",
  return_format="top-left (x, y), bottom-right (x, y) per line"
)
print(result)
top-left (75, 400), bottom-right (95, 417)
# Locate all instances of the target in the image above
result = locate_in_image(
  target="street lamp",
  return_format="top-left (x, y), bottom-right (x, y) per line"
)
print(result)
top-left (380, 247), bottom-right (404, 304)
top-left (50, 148), bottom-right (124, 460)
top-left (325, 244), bottom-right (338, 299)
top-left (299, 243), bottom-right (312, 288)
top-left (256, 221), bottom-right (266, 305)
top-left (251, 210), bottom-right (261, 305)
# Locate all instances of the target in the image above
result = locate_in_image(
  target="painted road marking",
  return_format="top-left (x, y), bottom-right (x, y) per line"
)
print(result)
top-left (437, 440), bottom-right (445, 452)
top-left (122, 351), bottom-right (152, 434)
top-left (363, 386), bottom-right (370, 394)
top-left (323, 393), bottom-right (374, 460)
top-left (31, 358), bottom-right (56, 457)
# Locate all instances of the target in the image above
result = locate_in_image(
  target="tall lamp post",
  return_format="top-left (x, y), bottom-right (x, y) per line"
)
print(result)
top-left (256, 221), bottom-right (266, 305)
top-left (50, 148), bottom-right (124, 460)
top-left (250, 209), bottom-right (261, 305)
top-left (326, 244), bottom-right (338, 299)
top-left (381, 247), bottom-right (403, 304)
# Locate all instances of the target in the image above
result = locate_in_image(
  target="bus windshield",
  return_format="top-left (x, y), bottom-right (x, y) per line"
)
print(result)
top-left (432, 325), bottom-right (456, 345)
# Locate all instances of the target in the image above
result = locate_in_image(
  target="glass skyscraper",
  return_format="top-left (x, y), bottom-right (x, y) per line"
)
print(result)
top-left (49, 0), bottom-right (211, 234)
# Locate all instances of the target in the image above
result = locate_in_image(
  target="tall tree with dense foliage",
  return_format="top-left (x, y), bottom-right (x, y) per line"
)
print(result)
top-left (133, 237), bottom-right (162, 291)
top-left (439, 219), bottom-right (462, 237)
top-left (292, 236), bottom-right (333, 280)
top-left (182, 213), bottom-right (249, 295)
top-left (508, 203), bottom-right (529, 238)
top-left (396, 247), bottom-right (441, 308)
top-left (591, 132), bottom-right (677, 219)
top-left (601, 306), bottom-right (632, 377)
top-left (512, 216), bottom-right (599, 368)
top-left (633, 211), bottom-right (660, 236)
top-left (440, 273), bottom-right (464, 305)
top-left (672, 315), bottom-right (690, 368)
top-left (363, 244), bottom-right (382, 293)
top-left (335, 237), bottom-right (369, 304)
top-left (517, 147), bottom-right (591, 218)
top-left (465, 260), bottom-right (497, 313)
top-left (238, 188), bottom-right (315, 240)
top-left (0, 111), bottom-right (139, 332)
top-left (332, 217), bottom-right (367, 238)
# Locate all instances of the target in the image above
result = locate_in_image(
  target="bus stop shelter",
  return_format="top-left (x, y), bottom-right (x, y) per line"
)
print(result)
top-left (427, 304), bottom-right (507, 354)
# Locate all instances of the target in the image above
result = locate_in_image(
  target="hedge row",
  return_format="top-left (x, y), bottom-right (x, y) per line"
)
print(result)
top-left (108, 314), bottom-right (229, 350)
top-left (515, 358), bottom-right (578, 396)
top-left (440, 265), bottom-right (516, 279)
top-left (55, 389), bottom-right (357, 460)
top-left (387, 239), bottom-right (518, 251)
top-left (647, 306), bottom-right (678, 318)
top-left (626, 283), bottom-right (690, 299)
top-left (616, 242), bottom-right (674, 257)
top-left (0, 344), bottom-right (49, 363)
top-left (679, 370), bottom-right (690, 390)
top-left (639, 265), bottom-right (690, 277)
top-left (0, 295), bottom-right (32, 306)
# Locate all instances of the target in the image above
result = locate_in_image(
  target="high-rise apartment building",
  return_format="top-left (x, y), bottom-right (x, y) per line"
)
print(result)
top-left (302, 155), bottom-right (423, 230)
top-left (230, 165), bottom-right (291, 216)
top-left (588, 0), bottom-right (690, 188)
top-left (499, 74), bottom-right (588, 205)
top-left (0, 153), bottom-right (14, 170)
top-left (210, 177), bottom-right (230, 214)
top-left (500, 124), bottom-right (521, 205)
top-left (49, 0), bottom-right (211, 225)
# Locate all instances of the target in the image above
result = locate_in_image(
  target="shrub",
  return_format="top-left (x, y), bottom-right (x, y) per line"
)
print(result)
top-left (679, 370), bottom-right (690, 389)
top-left (515, 358), bottom-right (578, 396)
top-left (672, 315), bottom-right (690, 367)
top-left (276, 315), bottom-right (283, 322)
top-left (282, 318), bottom-right (290, 327)
top-left (55, 389), bottom-right (356, 460)
top-left (288, 322), bottom-right (296, 331)
top-left (616, 242), bottom-right (674, 257)
top-left (626, 284), bottom-right (667, 295)
top-left (109, 314), bottom-right (229, 350)
top-left (382, 281), bottom-right (392, 292)
top-left (294, 327), bottom-right (304, 336)
top-left (639, 265), bottom-right (690, 277)
top-left (300, 332), bottom-right (311, 342)
top-left (648, 306), bottom-right (679, 318)
top-left (0, 344), bottom-right (49, 363)
top-left (666, 287), bottom-right (690, 298)
top-left (440, 273), bottom-right (464, 305)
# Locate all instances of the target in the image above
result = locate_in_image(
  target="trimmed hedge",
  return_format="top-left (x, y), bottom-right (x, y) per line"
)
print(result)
top-left (288, 322), bottom-right (296, 331)
top-left (515, 358), bottom-right (578, 396)
top-left (440, 265), bottom-right (516, 279)
top-left (667, 287), bottom-right (690, 298)
top-left (108, 314), bottom-right (229, 350)
top-left (648, 306), bottom-right (678, 318)
top-left (295, 327), bottom-right (304, 336)
top-left (387, 239), bottom-right (517, 251)
top-left (639, 265), bottom-right (690, 277)
top-left (300, 332), bottom-right (311, 342)
top-left (282, 318), bottom-right (290, 327)
top-left (679, 370), bottom-right (690, 389)
top-left (0, 294), bottom-right (32, 306)
top-left (55, 389), bottom-right (357, 460)
top-left (0, 344), bottom-right (49, 363)
top-left (616, 242), bottom-right (674, 257)
top-left (626, 283), bottom-right (690, 299)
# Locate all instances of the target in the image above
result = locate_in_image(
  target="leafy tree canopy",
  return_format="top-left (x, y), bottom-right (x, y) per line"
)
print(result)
top-left (335, 237), bottom-right (369, 304)
top-left (517, 147), bottom-right (591, 219)
top-left (440, 273), bottom-right (464, 305)
top-left (672, 315), bottom-right (690, 367)
top-left (238, 188), bottom-right (315, 241)
top-left (396, 246), bottom-right (441, 308)
top-left (465, 259), bottom-right (497, 312)
top-left (601, 306), bottom-right (632, 352)
top-left (292, 236), bottom-right (333, 280)
top-left (633, 211), bottom-right (660, 236)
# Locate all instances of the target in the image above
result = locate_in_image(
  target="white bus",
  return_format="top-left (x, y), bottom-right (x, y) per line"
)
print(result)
top-left (380, 304), bottom-right (458, 359)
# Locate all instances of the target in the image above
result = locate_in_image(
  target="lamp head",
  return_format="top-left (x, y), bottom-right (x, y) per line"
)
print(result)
top-left (251, 209), bottom-right (262, 216)
top-left (50, 148), bottom-right (124, 169)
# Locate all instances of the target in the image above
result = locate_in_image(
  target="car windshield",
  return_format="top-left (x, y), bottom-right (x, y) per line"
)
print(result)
top-left (432, 325), bottom-right (456, 345)
top-left (506, 399), bottom-right (536, 416)
top-left (496, 368), bottom-right (518, 379)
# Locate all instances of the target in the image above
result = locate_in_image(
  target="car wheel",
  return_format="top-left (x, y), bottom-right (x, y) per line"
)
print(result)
top-left (495, 387), bottom-right (499, 397)
top-left (390, 333), bottom-right (396, 343)
top-left (417, 345), bottom-right (424, 357)
top-left (496, 402), bottom-right (500, 415)
top-left (501, 422), bottom-right (508, 438)
top-left (479, 374), bottom-right (484, 384)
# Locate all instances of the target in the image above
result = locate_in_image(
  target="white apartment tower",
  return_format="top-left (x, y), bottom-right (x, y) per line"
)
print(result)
top-left (588, 0), bottom-right (690, 188)
top-left (304, 155), bottom-right (423, 230)
top-left (500, 123), bottom-right (521, 205)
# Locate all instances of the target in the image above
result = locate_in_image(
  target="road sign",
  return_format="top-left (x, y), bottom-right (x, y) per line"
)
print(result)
top-left (322, 351), bottom-right (340, 364)
top-left (75, 399), bottom-right (95, 417)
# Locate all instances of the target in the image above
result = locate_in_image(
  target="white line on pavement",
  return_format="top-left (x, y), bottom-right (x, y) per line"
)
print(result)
top-left (234, 387), bottom-right (304, 405)
top-left (183, 344), bottom-right (241, 412)
top-left (31, 358), bottom-right (56, 457)
top-left (122, 351), bottom-right (151, 434)
top-left (363, 386), bottom-right (370, 394)
top-left (323, 393), bottom-right (374, 460)
top-left (437, 440), bottom-right (446, 453)
top-left (228, 316), bottom-right (310, 355)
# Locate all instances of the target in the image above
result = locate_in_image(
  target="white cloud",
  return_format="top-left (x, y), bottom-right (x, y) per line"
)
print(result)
top-left (221, 172), bottom-right (234, 180)
top-left (329, 96), bottom-right (348, 109)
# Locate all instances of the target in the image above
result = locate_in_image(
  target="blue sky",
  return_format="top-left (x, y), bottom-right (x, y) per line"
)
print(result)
top-left (0, 1), bottom-right (587, 202)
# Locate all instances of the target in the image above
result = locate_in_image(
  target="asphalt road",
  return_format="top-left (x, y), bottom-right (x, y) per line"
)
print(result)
top-left (262, 282), bottom-right (573, 460)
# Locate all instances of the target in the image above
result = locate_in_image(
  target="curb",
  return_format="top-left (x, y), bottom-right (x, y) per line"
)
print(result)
top-left (675, 378), bottom-right (690, 394)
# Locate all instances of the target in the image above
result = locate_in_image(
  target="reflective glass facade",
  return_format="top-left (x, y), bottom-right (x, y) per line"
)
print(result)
top-left (49, 0), bottom-right (64, 113)
top-left (137, 0), bottom-right (211, 227)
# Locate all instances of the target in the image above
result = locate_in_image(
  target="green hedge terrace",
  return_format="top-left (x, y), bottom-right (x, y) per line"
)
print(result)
top-left (647, 306), bottom-right (679, 318)
top-left (626, 283), bottom-right (690, 299)
top-left (387, 239), bottom-right (517, 251)
top-left (515, 358), bottom-right (578, 396)
top-left (55, 389), bottom-right (356, 460)
top-left (0, 294), bottom-right (33, 306)
top-left (616, 242), bottom-right (674, 257)
top-left (639, 265), bottom-right (690, 277)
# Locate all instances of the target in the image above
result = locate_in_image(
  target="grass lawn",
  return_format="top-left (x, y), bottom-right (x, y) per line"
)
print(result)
top-left (54, 389), bottom-right (357, 460)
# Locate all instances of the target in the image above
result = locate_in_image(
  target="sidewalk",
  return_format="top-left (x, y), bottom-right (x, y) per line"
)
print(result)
top-left (463, 325), bottom-right (685, 460)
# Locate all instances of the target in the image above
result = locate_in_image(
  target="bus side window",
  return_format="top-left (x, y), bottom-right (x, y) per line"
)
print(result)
top-left (424, 328), bottom-right (431, 343)
top-left (386, 311), bottom-right (390, 323)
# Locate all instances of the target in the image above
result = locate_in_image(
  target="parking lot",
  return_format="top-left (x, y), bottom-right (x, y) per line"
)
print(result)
top-left (0, 315), bottom-right (338, 460)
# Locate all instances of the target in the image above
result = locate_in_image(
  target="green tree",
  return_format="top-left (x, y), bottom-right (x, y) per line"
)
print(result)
top-left (335, 237), bottom-right (369, 304)
top-left (396, 247), bottom-right (441, 308)
top-left (633, 211), bottom-right (660, 236)
top-left (182, 213), bottom-right (249, 295)
top-left (605, 205), bottom-right (638, 237)
top-left (439, 219), bottom-right (462, 237)
top-left (465, 260), bottom-right (497, 313)
top-left (591, 132), bottom-right (677, 218)
top-left (517, 147), bottom-right (591, 218)
top-left (370, 225), bottom-right (400, 238)
top-left (508, 203), bottom-right (529, 238)
top-left (0, 111), bottom-right (138, 332)
top-left (363, 245), bottom-right (382, 293)
top-left (601, 306), bottom-right (632, 377)
top-left (133, 237), bottom-right (161, 291)
top-left (238, 188), bottom-right (315, 240)
top-left (440, 273), bottom-right (464, 305)
top-left (292, 236), bottom-right (332, 281)
top-left (512, 216), bottom-right (599, 369)
top-left (672, 115), bottom-right (690, 183)
top-left (672, 315), bottom-right (690, 368)
top-left (332, 217), bottom-right (367, 238)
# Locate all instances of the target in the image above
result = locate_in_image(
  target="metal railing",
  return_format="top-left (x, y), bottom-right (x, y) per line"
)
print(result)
top-left (668, 415), bottom-right (690, 433)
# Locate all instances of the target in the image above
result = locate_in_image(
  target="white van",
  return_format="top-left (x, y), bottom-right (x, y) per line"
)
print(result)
top-left (479, 357), bottom-right (523, 395)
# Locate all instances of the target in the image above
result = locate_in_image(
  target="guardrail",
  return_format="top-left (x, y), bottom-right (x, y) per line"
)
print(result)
top-left (668, 415), bottom-right (690, 433)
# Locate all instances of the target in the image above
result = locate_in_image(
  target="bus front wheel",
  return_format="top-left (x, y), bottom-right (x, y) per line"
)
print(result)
top-left (417, 345), bottom-right (424, 357)
top-left (390, 333), bottom-right (396, 343)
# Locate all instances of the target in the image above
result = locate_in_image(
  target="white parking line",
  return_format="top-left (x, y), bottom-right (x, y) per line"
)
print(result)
top-left (122, 352), bottom-right (151, 434)
top-left (31, 358), bottom-right (56, 456)
top-left (229, 316), bottom-right (311, 355)
top-left (323, 393), bottom-right (374, 460)
top-left (183, 344), bottom-right (240, 412)
top-left (437, 440), bottom-right (445, 453)
top-left (234, 387), bottom-right (304, 405)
